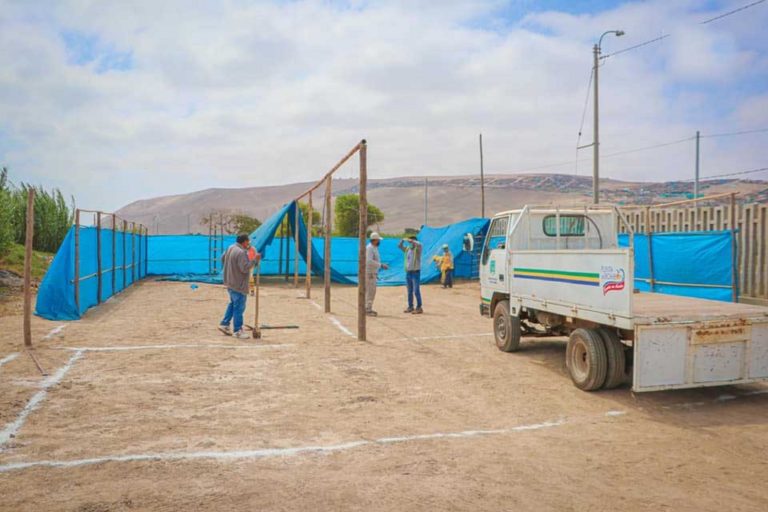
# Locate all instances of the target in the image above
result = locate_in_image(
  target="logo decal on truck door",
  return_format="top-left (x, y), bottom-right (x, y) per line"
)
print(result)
top-left (490, 260), bottom-right (496, 274)
top-left (600, 266), bottom-right (626, 295)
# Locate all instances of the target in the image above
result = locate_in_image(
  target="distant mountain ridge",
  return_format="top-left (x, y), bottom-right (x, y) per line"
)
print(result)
top-left (115, 173), bottom-right (768, 234)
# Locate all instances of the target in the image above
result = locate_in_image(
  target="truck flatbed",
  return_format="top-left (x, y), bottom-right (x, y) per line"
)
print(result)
top-left (633, 293), bottom-right (768, 325)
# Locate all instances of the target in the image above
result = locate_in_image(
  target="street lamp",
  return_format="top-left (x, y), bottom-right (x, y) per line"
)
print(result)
top-left (592, 29), bottom-right (624, 204)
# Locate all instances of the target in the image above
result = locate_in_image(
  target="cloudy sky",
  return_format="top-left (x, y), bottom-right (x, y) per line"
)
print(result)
top-left (1, 0), bottom-right (767, 211)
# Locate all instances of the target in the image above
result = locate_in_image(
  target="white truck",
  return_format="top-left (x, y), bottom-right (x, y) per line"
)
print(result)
top-left (479, 205), bottom-right (768, 392)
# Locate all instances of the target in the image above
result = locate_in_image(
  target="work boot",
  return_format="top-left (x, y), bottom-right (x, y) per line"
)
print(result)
top-left (218, 325), bottom-right (232, 336)
top-left (366, 310), bottom-right (378, 317)
top-left (412, 307), bottom-right (423, 315)
top-left (403, 307), bottom-right (414, 313)
top-left (233, 330), bottom-right (251, 340)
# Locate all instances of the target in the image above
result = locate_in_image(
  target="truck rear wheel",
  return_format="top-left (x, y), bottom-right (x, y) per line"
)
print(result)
top-left (566, 328), bottom-right (607, 391)
top-left (493, 300), bottom-right (521, 352)
top-left (598, 328), bottom-right (626, 390)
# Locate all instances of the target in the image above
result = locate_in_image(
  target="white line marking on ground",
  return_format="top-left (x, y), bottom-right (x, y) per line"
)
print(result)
top-left (52, 344), bottom-right (293, 352)
top-left (309, 300), bottom-right (355, 337)
top-left (42, 325), bottom-right (67, 340)
top-left (0, 417), bottom-right (574, 473)
top-left (0, 350), bottom-right (84, 448)
top-left (383, 333), bottom-right (494, 342)
top-left (0, 353), bottom-right (19, 371)
top-left (605, 410), bottom-right (626, 417)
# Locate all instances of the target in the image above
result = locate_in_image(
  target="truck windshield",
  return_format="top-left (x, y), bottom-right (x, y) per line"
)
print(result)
top-left (482, 216), bottom-right (509, 264)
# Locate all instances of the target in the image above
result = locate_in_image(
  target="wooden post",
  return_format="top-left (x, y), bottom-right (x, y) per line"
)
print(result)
top-left (122, 220), bottom-right (127, 289)
top-left (111, 215), bottom-right (116, 295)
top-left (208, 218), bottom-right (212, 274)
top-left (324, 177), bottom-right (332, 313)
top-left (131, 222), bottom-right (136, 284)
top-left (252, 263), bottom-right (262, 339)
top-left (731, 193), bottom-right (738, 302)
top-left (306, 192), bottom-right (313, 299)
top-left (646, 206), bottom-right (655, 292)
top-left (23, 189), bottom-right (35, 348)
top-left (284, 216), bottom-right (290, 281)
top-left (96, 211), bottom-right (102, 304)
top-left (294, 201), bottom-right (300, 287)
top-left (357, 140), bottom-right (367, 341)
top-left (74, 209), bottom-right (81, 312)
top-left (144, 226), bottom-right (149, 276)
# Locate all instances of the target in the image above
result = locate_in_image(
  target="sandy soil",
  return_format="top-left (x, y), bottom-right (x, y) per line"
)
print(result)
top-left (1, 279), bottom-right (767, 511)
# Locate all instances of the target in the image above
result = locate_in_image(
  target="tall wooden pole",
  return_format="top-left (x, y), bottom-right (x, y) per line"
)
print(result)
top-left (293, 201), bottom-right (299, 287)
top-left (731, 193), bottom-right (738, 302)
top-left (23, 189), bottom-right (35, 348)
top-left (74, 209), bottom-right (81, 312)
top-left (305, 192), bottom-right (313, 299)
top-left (324, 177), bottom-right (333, 313)
top-left (131, 222), bottom-right (136, 284)
top-left (252, 263), bottom-right (262, 339)
top-left (479, 133), bottom-right (485, 218)
top-left (122, 220), bottom-right (127, 289)
top-left (357, 140), bottom-right (368, 342)
top-left (111, 215), bottom-right (116, 294)
top-left (96, 211), bottom-right (102, 304)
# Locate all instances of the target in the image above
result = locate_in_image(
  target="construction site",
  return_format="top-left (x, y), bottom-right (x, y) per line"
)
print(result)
top-left (3, 1), bottom-right (768, 511)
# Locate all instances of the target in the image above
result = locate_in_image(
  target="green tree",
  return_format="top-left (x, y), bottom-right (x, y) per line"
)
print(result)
top-left (230, 213), bottom-right (261, 235)
top-left (333, 194), bottom-right (384, 237)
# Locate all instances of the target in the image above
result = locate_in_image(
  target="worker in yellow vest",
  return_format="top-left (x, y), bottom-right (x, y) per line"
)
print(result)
top-left (432, 244), bottom-right (454, 288)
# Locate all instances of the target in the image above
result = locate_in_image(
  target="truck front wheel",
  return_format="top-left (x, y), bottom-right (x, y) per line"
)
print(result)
top-left (493, 300), bottom-right (521, 352)
top-left (566, 328), bottom-right (607, 391)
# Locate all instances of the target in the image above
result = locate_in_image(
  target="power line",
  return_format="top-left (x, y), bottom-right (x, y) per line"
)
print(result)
top-left (601, 0), bottom-right (766, 60)
top-left (601, 34), bottom-right (670, 60)
top-left (601, 136), bottom-right (694, 159)
top-left (700, 0), bottom-right (766, 25)
top-left (702, 127), bottom-right (768, 138)
top-left (677, 166), bottom-right (768, 181)
top-left (576, 67), bottom-right (594, 144)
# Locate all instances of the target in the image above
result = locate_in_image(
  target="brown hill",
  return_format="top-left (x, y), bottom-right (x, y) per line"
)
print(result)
top-left (115, 174), bottom-right (767, 234)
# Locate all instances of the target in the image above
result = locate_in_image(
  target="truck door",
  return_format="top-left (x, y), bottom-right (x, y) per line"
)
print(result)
top-left (480, 215), bottom-right (511, 303)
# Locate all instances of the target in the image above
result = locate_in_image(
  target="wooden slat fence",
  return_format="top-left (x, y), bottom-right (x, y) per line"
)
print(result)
top-left (619, 203), bottom-right (768, 304)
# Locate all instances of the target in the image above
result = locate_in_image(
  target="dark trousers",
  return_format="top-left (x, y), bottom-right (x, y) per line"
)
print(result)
top-left (444, 269), bottom-right (454, 288)
top-left (406, 270), bottom-right (422, 309)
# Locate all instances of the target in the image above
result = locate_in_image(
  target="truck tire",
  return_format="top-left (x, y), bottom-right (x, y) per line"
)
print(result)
top-left (598, 328), bottom-right (626, 390)
top-left (566, 328), bottom-right (607, 391)
top-left (493, 300), bottom-right (521, 352)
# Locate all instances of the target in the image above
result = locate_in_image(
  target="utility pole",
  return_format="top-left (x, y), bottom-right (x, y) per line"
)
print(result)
top-left (424, 177), bottom-right (428, 226)
top-left (591, 30), bottom-right (624, 205)
top-left (592, 43), bottom-right (600, 204)
top-left (479, 133), bottom-right (485, 218)
top-left (694, 130), bottom-right (701, 229)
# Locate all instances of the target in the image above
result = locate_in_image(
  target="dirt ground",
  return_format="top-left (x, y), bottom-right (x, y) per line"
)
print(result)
top-left (1, 278), bottom-right (767, 511)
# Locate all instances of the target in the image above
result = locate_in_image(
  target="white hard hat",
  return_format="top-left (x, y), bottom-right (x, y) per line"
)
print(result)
top-left (370, 232), bottom-right (382, 240)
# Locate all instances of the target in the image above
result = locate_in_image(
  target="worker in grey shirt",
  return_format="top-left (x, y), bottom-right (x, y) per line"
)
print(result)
top-left (365, 232), bottom-right (388, 316)
top-left (219, 234), bottom-right (260, 339)
top-left (399, 235), bottom-right (423, 314)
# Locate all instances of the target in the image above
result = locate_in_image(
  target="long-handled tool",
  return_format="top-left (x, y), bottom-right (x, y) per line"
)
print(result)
top-left (252, 262), bottom-right (261, 339)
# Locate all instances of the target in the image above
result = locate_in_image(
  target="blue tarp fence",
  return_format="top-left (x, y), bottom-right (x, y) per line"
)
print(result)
top-left (619, 230), bottom-right (736, 302)
top-left (36, 225), bottom-right (148, 320)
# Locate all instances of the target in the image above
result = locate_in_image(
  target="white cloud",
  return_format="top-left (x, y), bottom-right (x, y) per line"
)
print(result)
top-left (0, 0), bottom-right (766, 210)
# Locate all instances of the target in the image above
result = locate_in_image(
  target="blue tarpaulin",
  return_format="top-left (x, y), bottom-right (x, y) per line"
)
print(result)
top-left (36, 225), bottom-right (147, 320)
top-left (619, 231), bottom-right (735, 302)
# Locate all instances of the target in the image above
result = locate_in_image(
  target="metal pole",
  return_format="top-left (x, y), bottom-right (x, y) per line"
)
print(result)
top-left (293, 201), bottom-right (299, 287)
top-left (593, 43), bottom-right (600, 204)
top-left (23, 188), bottom-right (35, 348)
top-left (694, 130), bottom-right (700, 230)
top-left (306, 192), bottom-right (313, 299)
top-left (479, 133), bottom-right (485, 218)
top-left (96, 211), bottom-right (102, 304)
top-left (358, 140), bottom-right (368, 342)
top-left (74, 209), bottom-right (80, 312)
top-left (324, 177), bottom-right (332, 313)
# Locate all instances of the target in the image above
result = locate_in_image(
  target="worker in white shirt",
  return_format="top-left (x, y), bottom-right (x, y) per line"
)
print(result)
top-left (365, 232), bottom-right (389, 316)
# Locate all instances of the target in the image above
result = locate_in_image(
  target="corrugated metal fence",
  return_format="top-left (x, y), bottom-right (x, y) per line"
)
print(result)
top-left (619, 203), bottom-right (767, 304)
